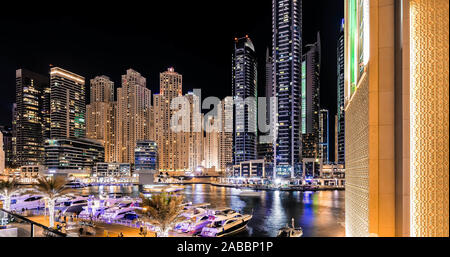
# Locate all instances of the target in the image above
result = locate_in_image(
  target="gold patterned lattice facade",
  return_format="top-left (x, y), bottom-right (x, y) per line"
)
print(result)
top-left (409, 0), bottom-right (449, 237)
top-left (345, 75), bottom-right (370, 237)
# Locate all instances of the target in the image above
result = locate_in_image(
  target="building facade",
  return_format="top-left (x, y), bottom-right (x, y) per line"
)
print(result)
top-left (218, 98), bottom-right (233, 172)
top-left (0, 126), bottom-right (13, 169)
top-left (49, 67), bottom-right (86, 139)
top-left (336, 18), bottom-right (346, 165)
top-left (134, 140), bottom-right (158, 171)
top-left (272, 0), bottom-right (302, 178)
top-left (86, 76), bottom-right (118, 162)
top-left (301, 33), bottom-right (321, 162)
top-left (117, 69), bottom-right (152, 163)
top-left (232, 36), bottom-right (257, 164)
top-left (93, 162), bottom-right (131, 177)
top-left (44, 138), bottom-right (104, 173)
top-left (154, 68), bottom-right (183, 171)
top-left (344, 0), bottom-right (449, 237)
top-left (319, 109), bottom-right (329, 164)
top-left (14, 69), bottom-right (49, 166)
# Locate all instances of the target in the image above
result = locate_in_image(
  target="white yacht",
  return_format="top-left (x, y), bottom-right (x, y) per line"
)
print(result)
top-left (55, 196), bottom-right (89, 215)
top-left (200, 212), bottom-right (252, 237)
top-left (99, 200), bottom-right (139, 221)
top-left (10, 195), bottom-right (45, 211)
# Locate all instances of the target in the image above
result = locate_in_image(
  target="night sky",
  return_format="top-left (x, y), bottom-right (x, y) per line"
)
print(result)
top-left (0, 0), bottom-right (343, 161)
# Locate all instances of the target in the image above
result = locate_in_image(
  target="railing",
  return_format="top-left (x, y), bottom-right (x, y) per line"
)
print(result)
top-left (0, 208), bottom-right (66, 237)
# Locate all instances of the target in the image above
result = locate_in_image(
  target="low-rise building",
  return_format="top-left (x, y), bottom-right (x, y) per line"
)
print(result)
top-left (92, 162), bottom-right (131, 177)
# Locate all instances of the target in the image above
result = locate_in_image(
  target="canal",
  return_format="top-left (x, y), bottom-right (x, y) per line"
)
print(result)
top-left (79, 184), bottom-right (345, 237)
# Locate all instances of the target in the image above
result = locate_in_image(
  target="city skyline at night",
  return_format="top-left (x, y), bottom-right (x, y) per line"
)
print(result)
top-left (0, 0), bottom-right (448, 243)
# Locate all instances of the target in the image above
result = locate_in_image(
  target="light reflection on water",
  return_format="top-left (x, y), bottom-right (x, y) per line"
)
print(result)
top-left (79, 184), bottom-right (345, 237)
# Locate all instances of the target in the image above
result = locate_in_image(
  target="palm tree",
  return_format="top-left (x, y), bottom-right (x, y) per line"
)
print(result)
top-left (137, 192), bottom-right (186, 237)
top-left (0, 177), bottom-right (22, 212)
top-left (32, 176), bottom-right (74, 228)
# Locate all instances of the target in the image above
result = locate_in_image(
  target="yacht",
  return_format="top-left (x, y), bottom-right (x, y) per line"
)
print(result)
top-left (65, 181), bottom-right (86, 188)
top-left (55, 196), bottom-right (89, 215)
top-left (99, 200), bottom-right (140, 221)
top-left (78, 198), bottom-right (122, 219)
top-left (277, 218), bottom-right (303, 237)
top-left (200, 212), bottom-right (252, 237)
top-left (10, 195), bottom-right (45, 211)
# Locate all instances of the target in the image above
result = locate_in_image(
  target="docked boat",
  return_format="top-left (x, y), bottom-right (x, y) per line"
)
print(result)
top-left (200, 212), bottom-right (252, 237)
top-left (174, 204), bottom-right (212, 233)
top-left (10, 194), bottom-right (45, 211)
top-left (65, 181), bottom-right (86, 188)
top-left (239, 189), bottom-right (261, 197)
top-left (276, 218), bottom-right (303, 237)
top-left (78, 198), bottom-right (122, 219)
top-left (99, 200), bottom-right (140, 221)
top-left (55, 196), bottom-right (89, 215)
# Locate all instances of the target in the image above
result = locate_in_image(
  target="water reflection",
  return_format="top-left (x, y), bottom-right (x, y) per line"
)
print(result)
top-left (78, 184), bottom-right (345, 237)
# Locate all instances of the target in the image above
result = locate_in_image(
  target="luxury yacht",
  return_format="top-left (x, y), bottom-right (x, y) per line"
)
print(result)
top-left (99, 200), bottom-right (140, 221)
top-left (200, 212), bottom-right (252, 237)
top-left (9, 195), bottom-right (45, 211)
top-left (55, 196), bottom-right (89, 214)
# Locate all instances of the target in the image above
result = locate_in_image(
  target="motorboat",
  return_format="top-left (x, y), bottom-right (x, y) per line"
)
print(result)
top-left (78, 198), bottom-right (122, 219)
top-left (65, 181), bottom-right (86, 188)
top-left (200, 212), bottom-right (252, 237)
top-left (10, 194), bottom-right (45, 211)
top-left (174, 204), bottom-right (212, 233)
top-left (55, 196), bottom-right (89, 215)
top-left (99, 200), bottom-right (140, 221)
top-left (142, 185), bottom-right (184, 193)
top-left (239, 189), bottom-right (261, 197)
top-left (175, 214), bottom-right (212, 234)
top-left (205, 207), bottom-right (237, 217)
top-left (276, 218), bottom-right (303, 237)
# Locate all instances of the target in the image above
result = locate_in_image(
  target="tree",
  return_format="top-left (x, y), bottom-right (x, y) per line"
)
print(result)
top-left (137, 192), bottom-right (185, 237)
top-left (0, 177), bottom-right (22, 212)
top-left (32, 176), bottom-right (74, 228)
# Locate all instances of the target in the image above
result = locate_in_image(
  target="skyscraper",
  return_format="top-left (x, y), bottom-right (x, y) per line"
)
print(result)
top-left (344, 0), bottom-right (448, 237)
top-left (154, 68), bottom-right (183, 171)
top-left (49, 67), bottom-right (86, 139)
top-left (319, 109), bottom-right (329, 164)
top-left (15, 69), bottom-right (49, 166)
top-left (86, 76), bottom-right (117, 162)
top-left (265, 48), bottom-right (273, 129)
top-left (0, 126), bottom-right (13, 168)
top-left (117, 69), bottom-right (152, 163)
top-left (301, 33), bottom-right (321, 163)
top-left (232, 36), bottom-right (257, 164)
top-left (204, 116), bottom-right (219, 169)
top-left (218, 98), bottom-right (233, 172)
top-left (272, 0), bottom-right (302, 178)
top-left (336, 18), bottom-right (345, 165)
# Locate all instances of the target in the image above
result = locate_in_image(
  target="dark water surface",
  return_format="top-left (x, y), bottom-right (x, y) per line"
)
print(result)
top-left (80, 184), bottom-right (345, 237)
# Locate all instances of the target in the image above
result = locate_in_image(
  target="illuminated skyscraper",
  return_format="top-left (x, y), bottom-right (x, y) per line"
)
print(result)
top-left (272, 0), bottom-right (302, 178)
top-left (218, 98), bottom-right (233, 172)
top-left (204, 116), bottom-right (219, 170)
top-left (319, 109), bottom-right (329, 164)
top-left (336, 18), bottom-right (345, 165)
top-left (117, 69), bottom-right (152, 163)
top-left (301, 33), bottom-right (321, 165)
top-left (49, 67), bottom-right (86, 139)
top-left (344, 0), bottom-right (448, 237)
top-left (14, 69), bottom-right (49, 166)
top-left (232, 36), bottom-right (257, 164)
top-left (86, 76), bottom-right (118, 162)
top-left (154, 67), bottom-right (183, 171)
